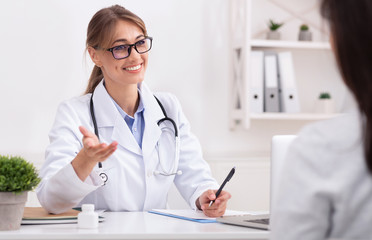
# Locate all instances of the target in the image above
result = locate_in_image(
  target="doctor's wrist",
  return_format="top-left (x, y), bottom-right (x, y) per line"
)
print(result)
top-left (195, 197), bottom-right (202, 210)
top-left (71, 150), bottom-right (97, 182)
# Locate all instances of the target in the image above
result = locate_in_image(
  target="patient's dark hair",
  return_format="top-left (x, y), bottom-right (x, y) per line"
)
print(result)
top-left (321, 0), bottom-right (372, 174)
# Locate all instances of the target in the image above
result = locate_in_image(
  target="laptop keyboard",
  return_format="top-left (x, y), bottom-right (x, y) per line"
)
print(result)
top-left (244, 218), bottom-right (270, 225)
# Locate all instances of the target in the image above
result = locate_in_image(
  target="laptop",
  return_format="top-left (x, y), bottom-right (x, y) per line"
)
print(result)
top-left (216, 135), bottom-right (297, 230)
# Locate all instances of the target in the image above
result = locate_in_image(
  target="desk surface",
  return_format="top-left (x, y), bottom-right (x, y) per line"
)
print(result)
top-left (0, 212), bottom-right (270, 240)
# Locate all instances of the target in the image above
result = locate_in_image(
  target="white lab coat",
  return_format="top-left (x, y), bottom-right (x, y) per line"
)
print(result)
top-left (270, 111), bottom-right (372, 239)
top-left (37, 81), bottom-right (219, 214)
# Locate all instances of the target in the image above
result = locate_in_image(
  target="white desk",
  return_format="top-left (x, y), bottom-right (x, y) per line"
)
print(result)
top-left (0, 212), bottom-right (270, 240)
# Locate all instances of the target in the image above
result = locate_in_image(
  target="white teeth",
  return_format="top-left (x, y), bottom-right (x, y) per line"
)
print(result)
top-left (124, 64), bottom-right (141, 71)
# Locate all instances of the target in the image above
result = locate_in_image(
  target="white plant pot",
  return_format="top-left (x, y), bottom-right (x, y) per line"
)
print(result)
top-left (299, 30), bottom-right (312, 41)
top-left (316, 99), bottom-right (335, 114)
top-left (0, 191), bottom-right (28, 231)
top-left (267, 31), bottom-right (280, 40)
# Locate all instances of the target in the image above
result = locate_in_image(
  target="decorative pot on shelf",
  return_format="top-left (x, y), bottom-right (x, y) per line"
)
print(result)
top-left (298, 24), bottom-right (312, 41)
top-left (267, 19), bottom-right (283, 40)
top-left (316, 92), bottom-right (335, 114)
top-left (267, 31), bottom-right (281, 40)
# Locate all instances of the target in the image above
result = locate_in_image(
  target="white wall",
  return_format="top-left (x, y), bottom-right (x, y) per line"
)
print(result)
top-left (0, 0), bottom-right (348, 210)
top-left (0, 0), bottom-right (211, 161)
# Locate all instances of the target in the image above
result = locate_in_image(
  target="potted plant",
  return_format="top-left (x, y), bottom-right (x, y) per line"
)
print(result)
top-left (298, 24), bottom-right (312, 41)
top-left (316, 92), bottom-right (335, 114)
top-left (267, 19), bottom-right (283, 40)
top-left (0, 155), bottom-right (40, 230)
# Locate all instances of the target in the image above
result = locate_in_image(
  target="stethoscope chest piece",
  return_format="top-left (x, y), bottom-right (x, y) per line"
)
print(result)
top-left (99, 172), bottom-right (108, 185)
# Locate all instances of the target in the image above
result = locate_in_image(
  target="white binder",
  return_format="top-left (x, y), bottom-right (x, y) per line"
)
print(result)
top-left (264, 53), bottom-right (280, 112)
top-left (249, 51), bottom-right (264, 113)
top-left (277, 52), bottom-right (300, 113)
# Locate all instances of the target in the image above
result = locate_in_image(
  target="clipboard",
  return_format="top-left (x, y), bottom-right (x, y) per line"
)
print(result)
top-left (148, 209), bottom-right (257, 223)
top-left (148, 209), bottom-right (217, 223)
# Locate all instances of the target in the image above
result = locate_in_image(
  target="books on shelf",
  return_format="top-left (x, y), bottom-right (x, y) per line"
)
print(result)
top-left (277, 52), bottom-right (300, 113)
top-left (264, 52), bottom-right (280, 112)
top-left (249, 51), bottom-right (300, 114)
top-left (249, 51), bottom-right (264, 113)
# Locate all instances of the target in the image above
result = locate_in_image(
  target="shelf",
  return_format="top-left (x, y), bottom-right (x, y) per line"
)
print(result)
top-left (250, 39), bottom-right (331, 50)
top-left (228, 0), bottom-right (339, 130)
top-left (250, 113), bottom-right (341, 120)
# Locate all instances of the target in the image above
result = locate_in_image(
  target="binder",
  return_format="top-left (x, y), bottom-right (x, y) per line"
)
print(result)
top-left (249, 51), bottom-right (264, 113)
top-left (277, 52), bottom-right (300, 113)
top-left (264, 53), bottom-right (280, 112)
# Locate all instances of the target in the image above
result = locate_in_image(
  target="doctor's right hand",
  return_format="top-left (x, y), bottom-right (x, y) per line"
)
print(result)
top-left (79, 126), bottom-right (118, 162)
top-left (71, 126), bottom-right (118, 181)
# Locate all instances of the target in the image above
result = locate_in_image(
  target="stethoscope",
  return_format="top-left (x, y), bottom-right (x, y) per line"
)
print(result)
top-left (89, 93), bottom-right (182, 185)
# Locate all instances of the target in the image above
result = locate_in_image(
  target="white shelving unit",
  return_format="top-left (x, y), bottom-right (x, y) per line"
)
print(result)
top-left (250, 40), bottom-right (331, 50)
top-left (250, 112), bottom-right (340, 121)
top-left (229, 0), bottom-right (342, 129)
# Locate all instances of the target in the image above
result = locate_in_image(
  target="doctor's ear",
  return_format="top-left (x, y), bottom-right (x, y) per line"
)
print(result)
top-left (87, 46), bottom-right (103, 67)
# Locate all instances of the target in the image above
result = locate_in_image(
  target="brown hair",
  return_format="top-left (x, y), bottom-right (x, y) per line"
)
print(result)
top-left (85, 5), bottom-right (147, 93)
top-left (321, 0), bottom-right (372, 174)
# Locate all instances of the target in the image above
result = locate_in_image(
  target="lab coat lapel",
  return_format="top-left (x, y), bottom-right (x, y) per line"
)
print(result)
top-left (93, 81), bottom-right (141, 155)
top-left (141, 83), bottom-right (163, 158)
top-left (112, 117), bottom-right (142, 155)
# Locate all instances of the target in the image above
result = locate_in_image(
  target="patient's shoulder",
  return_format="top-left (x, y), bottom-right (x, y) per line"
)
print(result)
top-left (298, 111), bottom-right (362, 151)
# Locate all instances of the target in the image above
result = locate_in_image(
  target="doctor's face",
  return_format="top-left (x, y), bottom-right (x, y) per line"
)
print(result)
top-left (96, 20), bottom-right (149, 87)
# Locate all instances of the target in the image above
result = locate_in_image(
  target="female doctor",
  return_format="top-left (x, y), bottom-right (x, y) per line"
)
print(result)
top-left (36, 5), bottom-right (231, 217)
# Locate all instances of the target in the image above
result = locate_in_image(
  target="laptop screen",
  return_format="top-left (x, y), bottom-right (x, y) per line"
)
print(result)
top-left (270, 135), bottom-right (297, 213)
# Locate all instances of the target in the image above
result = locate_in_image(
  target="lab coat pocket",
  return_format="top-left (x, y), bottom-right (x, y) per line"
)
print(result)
top-left (94, 166), bottom-right (119, 209)
top-left (93, 165), bottom-right (115, 186)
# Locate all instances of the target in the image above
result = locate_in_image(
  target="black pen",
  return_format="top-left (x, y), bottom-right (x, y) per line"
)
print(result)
top-left (209, 167), bottom-right (235, 207)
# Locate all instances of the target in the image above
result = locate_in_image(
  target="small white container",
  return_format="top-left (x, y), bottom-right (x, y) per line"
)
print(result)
top-left (78, 204), bottom-right (98, 229)
top-left (316, 99), bottom-right (336, 114)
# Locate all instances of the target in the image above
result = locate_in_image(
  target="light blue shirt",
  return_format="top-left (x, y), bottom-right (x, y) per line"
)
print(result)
top-left (110, 90), bottom-right (145, 148)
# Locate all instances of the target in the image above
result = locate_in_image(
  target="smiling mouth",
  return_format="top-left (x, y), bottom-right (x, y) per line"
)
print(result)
top-left (124, 64), bottom-right (142, 71)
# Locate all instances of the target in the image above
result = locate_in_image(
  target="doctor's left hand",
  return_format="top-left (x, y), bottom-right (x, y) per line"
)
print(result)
top-left (196, 189), bottom-right (231, 217)
top-left (71, 126), bottom-right (118, 181)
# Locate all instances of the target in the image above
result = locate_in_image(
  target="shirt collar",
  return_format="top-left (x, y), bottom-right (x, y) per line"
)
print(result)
top-left (104, 82), bottom-right (145, 120)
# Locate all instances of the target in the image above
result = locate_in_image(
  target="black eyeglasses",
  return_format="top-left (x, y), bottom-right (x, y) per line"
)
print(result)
top-left (106, 37), bottom-right (153, 60)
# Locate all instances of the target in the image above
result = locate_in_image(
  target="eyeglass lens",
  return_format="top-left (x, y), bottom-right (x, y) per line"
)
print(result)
top-left (112, 38), bottom-right (152, 59)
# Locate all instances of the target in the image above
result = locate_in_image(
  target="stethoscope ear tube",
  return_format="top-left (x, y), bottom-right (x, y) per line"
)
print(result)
top-left (154, 96), bottom-right (181, 177)
top-left (90, 93), bottom-right (100, 140)
top-left (90, 93), bottom-right (103, 170)
top-left (158, 117), bottom-right (178, 137)
top-left (175, 136), bottom-right (180, 168)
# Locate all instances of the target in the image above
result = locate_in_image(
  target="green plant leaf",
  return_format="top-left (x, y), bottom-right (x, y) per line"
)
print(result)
top-left (300, 24), bottom-right (309, 31)
top-left (319, 92), bottom-right (331, 99)
top-left (268, 19), bottom-right (283, 31)
top-left (0, 155), bottom-right (41, 193)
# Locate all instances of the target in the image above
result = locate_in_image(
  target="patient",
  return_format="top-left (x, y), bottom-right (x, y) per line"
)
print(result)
top-left (270, 0), bottom-right (372, 239)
